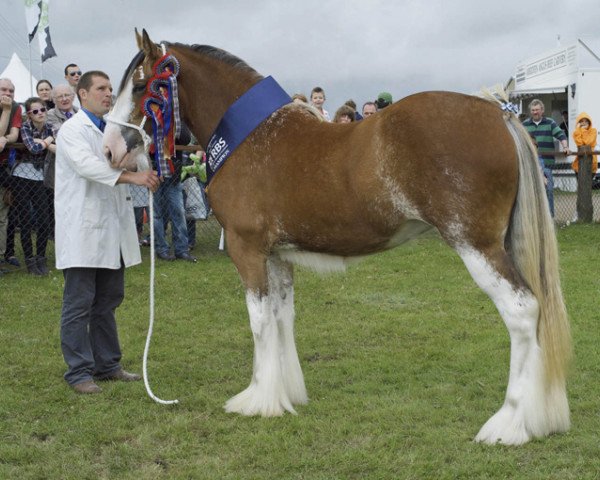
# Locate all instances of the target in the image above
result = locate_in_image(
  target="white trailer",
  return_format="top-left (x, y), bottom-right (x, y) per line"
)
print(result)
top-left (509, 38), bottom-right (600, 191)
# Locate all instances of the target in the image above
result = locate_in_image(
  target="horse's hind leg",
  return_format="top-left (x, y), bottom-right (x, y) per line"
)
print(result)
top-left (457, 245), bottom-right (563, 445)
top-left (223, 234), bottom-right (302, 416)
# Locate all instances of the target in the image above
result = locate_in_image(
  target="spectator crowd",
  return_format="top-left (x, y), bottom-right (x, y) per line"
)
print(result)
top-left (0, 63), bottom-right (397, 277)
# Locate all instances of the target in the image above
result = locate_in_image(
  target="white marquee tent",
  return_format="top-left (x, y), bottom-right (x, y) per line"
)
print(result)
top-left (0, 52), bottom-right (38, 102)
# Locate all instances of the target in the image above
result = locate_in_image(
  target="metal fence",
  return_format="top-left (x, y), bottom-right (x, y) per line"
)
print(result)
top-left (549, 149), bottom-right (600, 224)
top-left (0, 150), bottom-right (223, 275)
top-left (2, 148), bottom-right (599, 276)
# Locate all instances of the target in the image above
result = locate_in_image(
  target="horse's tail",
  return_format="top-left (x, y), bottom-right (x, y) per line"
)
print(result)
top-left (504, 114), bottom-right (572, 396)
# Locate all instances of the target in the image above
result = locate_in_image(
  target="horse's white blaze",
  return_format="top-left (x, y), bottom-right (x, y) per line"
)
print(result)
top-left (225, 255), bottom-right (307, 416)
top-left (457, 246), bottom-right (566, 445)
top-left (103, 76), bottom-right (136, 166)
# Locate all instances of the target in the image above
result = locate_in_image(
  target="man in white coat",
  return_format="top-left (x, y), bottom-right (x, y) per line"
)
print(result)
top-left (55, 70), bottom-right (159, 394)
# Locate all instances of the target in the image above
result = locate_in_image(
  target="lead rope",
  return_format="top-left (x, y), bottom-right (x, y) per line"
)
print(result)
top-left (142, 190), bottom-right (178, 405)
top-left (141, 44), bottom-right (180, 405)
top-left (108, 43), bottom-right (180, 405)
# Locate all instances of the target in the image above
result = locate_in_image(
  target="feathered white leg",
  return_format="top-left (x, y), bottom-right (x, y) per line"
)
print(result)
top-left (225, 253), bottom-right (310, 416)
top-left (459, 248), bottom-right (569, 445)
top-left (268, 255), bottom-right (308, 406)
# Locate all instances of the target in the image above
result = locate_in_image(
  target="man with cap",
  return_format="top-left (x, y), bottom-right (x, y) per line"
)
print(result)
top-left (375, 92), bottom-right (393, 110)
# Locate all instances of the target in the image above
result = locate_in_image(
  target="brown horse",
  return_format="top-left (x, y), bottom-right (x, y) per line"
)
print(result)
top-left (103, 30), bottom-right (571, 445)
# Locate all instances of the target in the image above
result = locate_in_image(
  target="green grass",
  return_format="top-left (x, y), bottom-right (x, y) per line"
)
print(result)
top-left (1, 225), bottom-right (600, 479)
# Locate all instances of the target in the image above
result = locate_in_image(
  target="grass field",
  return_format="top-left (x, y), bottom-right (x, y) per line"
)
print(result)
top-left (1, 224), bottom-right (600, 479)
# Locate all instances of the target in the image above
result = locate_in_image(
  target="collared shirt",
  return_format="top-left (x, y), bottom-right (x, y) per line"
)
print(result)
top-left (523, 116), bottom-right (567, 165)
top-left (81, 108), bottom-right (106, 132)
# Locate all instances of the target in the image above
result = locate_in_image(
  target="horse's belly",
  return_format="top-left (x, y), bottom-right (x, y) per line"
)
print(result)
top-left (274, 247), bottom-right (364, 273)
top-left (384, 219), bottom-right (433, 248)
top-left (274, 220), bottom-right (431, 273)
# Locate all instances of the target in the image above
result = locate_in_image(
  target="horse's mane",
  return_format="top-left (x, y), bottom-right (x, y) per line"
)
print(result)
top-left (181, 44), bottom-right (262, 78)
top-left (118, 50), bottom-right (145, 94)
top-left (118, 42), bottom-right (263, 94)
top-left (284, 102), bottom-right (326, 121)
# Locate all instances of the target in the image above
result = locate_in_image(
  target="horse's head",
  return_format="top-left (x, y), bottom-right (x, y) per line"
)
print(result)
top-left (103, 29), bottom-right (165, 171)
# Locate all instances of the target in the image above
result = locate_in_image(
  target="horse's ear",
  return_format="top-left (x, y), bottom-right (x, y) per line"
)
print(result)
top-left (140, 29), bottom-right (157, 57)
top-left (135, 28), bottom-right (143, 50)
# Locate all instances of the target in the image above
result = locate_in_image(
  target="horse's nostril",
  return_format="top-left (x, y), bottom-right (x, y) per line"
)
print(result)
top-left (104, 146), bottom-right (112, 163)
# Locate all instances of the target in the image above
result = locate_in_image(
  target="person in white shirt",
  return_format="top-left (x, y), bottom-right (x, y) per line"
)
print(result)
top-left (55, 70), bottom-right (159, 394)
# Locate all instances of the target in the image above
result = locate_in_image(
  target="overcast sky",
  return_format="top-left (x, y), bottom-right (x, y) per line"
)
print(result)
top-left (1, 0), bottom-right (599, 113)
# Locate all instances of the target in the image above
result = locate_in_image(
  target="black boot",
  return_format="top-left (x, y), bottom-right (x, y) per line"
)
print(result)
top-left (35, 256), bottom-right (49, 276)
top-left (25, 257), bottom-right (42, 276)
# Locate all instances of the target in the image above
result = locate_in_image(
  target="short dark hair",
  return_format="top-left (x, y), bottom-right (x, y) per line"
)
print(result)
top-left (311, 86), bottom-right (325, 97)
top-left (77, 70), bottom-right (109, 102)
top-left (36, 79), bottom-right (53, 91)
top-left (64, 63), bottom-right (79, 75)
top-left (362, 101), bottom-right (376, 111)
top-left (24, 96), bottom-right (44, 112)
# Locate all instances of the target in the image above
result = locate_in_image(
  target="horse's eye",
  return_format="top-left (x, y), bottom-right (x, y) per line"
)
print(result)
top-left (132, 83), bottom-right (146, 94)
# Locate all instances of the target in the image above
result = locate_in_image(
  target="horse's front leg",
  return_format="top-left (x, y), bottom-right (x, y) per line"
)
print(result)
top-left (224, 236), bottom-right (298, 416)
top-left (268, 255), bottom-right (308, 406)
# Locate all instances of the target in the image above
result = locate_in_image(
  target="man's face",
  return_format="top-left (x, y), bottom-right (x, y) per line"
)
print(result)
top-left (529, 105), bottom-right (544, 122)
top-left (65, 65), bottom-right (82, 87)
top-left (0, 79), bottom-right (15, 100)
top-left (362, 104), bottom-right (377, 117)
top-left (53, 86), bottom-right (75, 112)
top-left (79, 75), bottom-right (113, 117)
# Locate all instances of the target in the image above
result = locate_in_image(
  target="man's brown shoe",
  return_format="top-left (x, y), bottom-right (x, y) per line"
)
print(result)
top-left (72, 380), bottom-right (102, 394)
top-left (96, 368), bottom-right (141, 382)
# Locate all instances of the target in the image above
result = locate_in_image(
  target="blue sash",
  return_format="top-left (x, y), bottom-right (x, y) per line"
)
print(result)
top-left (206, 76), bottom-right (291, 183)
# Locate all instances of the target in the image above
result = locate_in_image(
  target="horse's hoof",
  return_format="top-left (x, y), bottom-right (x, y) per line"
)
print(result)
top-left (224, 384), bottom-right (296, 417)
top-left (475, 407), bottom-right (531, 446)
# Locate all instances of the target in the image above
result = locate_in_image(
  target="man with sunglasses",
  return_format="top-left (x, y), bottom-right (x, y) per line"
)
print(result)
top-left (64, 64), bottom-right (81, 108)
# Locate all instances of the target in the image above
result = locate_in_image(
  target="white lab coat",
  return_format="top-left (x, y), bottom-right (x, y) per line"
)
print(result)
top-left (54, 110), bottom-right (141, 269)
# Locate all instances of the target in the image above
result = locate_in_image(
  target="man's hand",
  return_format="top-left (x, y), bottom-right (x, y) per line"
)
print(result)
top-left (118, 169), bottom-right (161, 192)
top-left (0, 96), bottom-right (11, 110)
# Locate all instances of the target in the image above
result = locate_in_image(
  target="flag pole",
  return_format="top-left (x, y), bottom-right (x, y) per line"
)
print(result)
top-left (28, 39), bottom-right (33, 96)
